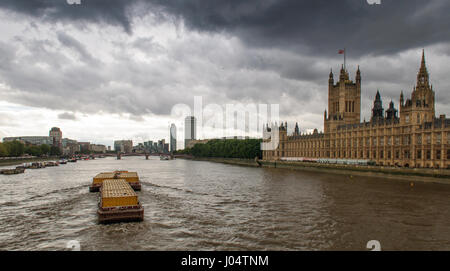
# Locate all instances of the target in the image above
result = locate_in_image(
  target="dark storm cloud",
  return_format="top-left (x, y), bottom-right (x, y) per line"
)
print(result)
top-left (1, 0), bottom-right (450, 56)
top-left (0, 0), bottom-right (449, 124)
top-left (0, 0), bottom-right (141, 33)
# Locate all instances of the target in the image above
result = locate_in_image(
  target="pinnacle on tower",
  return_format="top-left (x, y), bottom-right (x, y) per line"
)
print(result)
top-left (417, 49), bottom-right (430, 88)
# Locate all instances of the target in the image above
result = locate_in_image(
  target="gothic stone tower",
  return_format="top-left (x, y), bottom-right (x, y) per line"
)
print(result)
top-left (400, 50), bottom-right (435, 124)
top-left (324, 65), bottom-right (361, 133)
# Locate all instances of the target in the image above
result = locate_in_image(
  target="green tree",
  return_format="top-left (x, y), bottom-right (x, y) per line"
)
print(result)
top-left (3, 140), bottom-right (25, 157)
top-left (0, 143), bottom-right (8, 157)
top-left (50, 146), bottom-right (61, 156)
top-left (188, 139), bottom-right (262, 159)
top-left (25, 145), bottom-right (42, 157)
top-left (40, 144), bottom-right (51, 156)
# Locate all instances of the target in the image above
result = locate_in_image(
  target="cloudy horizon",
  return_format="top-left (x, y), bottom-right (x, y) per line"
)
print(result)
top-left (1, 0), bottom-right (450, 148)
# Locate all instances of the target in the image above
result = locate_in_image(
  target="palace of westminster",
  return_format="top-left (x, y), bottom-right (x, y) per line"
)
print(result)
top-left (262, 50), bottom-right (450, 169)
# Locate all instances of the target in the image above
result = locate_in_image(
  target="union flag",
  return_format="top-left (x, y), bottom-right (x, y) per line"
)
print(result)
top-left (338, 49), bottom-right (345, 54)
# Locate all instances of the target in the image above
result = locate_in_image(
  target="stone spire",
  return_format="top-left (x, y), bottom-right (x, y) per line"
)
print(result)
top-left (329, 69), bottom-right (334, 85)
top-left (400, 90), bottom-right (404, 106)
top-left (416, 49), bottom-right (430, 89)
top-left (356, 65), bottom-right (361, 83)
top-left (371, 90), bottom-right (384, 121)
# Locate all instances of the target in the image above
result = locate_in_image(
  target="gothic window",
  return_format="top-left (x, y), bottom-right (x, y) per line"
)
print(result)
top-left (426, 150), bottom-right (431, 160)
top-left (436, 150), bottom-right (441, 160)
top-left (396, 151), bottom-right (400, 159)
top-left (373, 138), bottom-right (377, 146)
top-left (404, 136), bottom-right (410, 145)
top-left (447, 149), bottom-right (450, 160)
top-left (436, 133), bottom-right (441, 144)
top-left (380, 150), bottom-right (384, 159)
top-left (426, 134), bottom-right (431, 145)
top-left (380, 138), bottom-right (384, 146)
top-left (417, 134), bottom-right (422, 144)
top-left (388, 151), bottom-right (391, 159)
top-left (417, 113), bottom-right (420, 124)
top-left (405, 115), bottom-right (410, 123)
top-left (404, 150), bottom-right (410, 159)
top-left (417, 150), bottom-right (422, 159)
top-left (395, 137), bottom-right (400, 145)
top-left (387, 137), bottom-right (392, 146)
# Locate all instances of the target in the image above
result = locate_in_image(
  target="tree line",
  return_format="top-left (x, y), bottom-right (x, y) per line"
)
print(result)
top-left (176, 139), bottom-right (262, 159)
top-left (0, 140), bottom-right (61, 157)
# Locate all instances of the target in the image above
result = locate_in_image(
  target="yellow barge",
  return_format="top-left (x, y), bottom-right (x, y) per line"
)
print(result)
top-left (89, 170), bottom-right (141, 192)
top-left (97, 179), bottom-right (144, 224)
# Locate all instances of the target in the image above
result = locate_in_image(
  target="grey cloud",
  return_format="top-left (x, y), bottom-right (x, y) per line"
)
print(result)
top-left (147, 0), bottom-right (450, 57)
top-left (2, 1), bottom-right (450, 57)
top-left (57, 32), bottom-right (96, 64)
top-left (0, 0), bottom-right (140, 33)
top-left (58, 112), bottom-right (77, 120)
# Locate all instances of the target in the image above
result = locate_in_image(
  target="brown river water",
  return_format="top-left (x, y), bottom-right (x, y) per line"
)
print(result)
top-left (0, 156), bottom-right (449, 251)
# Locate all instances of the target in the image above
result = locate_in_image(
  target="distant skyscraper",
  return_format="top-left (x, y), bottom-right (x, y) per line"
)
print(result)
top-left (184, 116), bottom-right (197, 148)
top-left (170, 123), bottom-right (177, 152)
top-left (49, 127), bottom-right (62, 150)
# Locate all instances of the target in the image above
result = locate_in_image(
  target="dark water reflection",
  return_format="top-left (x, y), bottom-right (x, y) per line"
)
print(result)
top-left (0, 157), bottom-right (449, 250)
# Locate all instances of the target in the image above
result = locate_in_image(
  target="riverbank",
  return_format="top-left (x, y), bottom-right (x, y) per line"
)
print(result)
top-left (184, 157), bottom-right (450, 184)
top-left (0, 157), bottom-right (57, 167)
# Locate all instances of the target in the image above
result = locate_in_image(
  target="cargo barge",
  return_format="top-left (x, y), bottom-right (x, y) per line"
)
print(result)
top-left (97, 179), bottom-right (144, 224)
top-left (89, 170), bottom-right (141, 192)
top-left (0, 168), bottom-right (25, 175)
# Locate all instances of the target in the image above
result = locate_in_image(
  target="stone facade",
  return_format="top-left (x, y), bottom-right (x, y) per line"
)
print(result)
top-left (263, 51), bottom-right (450, 169)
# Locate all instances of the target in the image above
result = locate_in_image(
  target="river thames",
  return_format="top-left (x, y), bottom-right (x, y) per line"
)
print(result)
top-left (0, 156), bottom-right (449, 251)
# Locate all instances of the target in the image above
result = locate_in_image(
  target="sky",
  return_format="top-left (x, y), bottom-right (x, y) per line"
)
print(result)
top-left (1, 0), bottom-right (450, 148)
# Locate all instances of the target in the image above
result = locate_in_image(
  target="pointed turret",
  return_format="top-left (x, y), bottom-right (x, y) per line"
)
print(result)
top-left (416, 49), bottom-right (430, 89)
top-left (329, 69), bottom-right (334, 85)
top-left (386, 100), bottom-right (398, 120)
top-left (371, 90), bottom-right (384, 122)
top-left (356, 65), bottom-right (361, 83)
top-left (339, 64), bottom-right (347, 81)
top-left (400, 90), bottom-right (404, 106)
top-left (294, 122), bottom-right (300, 135)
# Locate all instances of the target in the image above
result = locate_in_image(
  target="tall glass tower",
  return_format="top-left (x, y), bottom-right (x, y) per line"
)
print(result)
top-left (184, 116), bottom-right (197, 148)
top-left (170, 123), bottom-right (177, 152)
